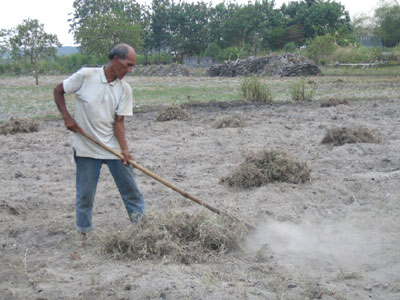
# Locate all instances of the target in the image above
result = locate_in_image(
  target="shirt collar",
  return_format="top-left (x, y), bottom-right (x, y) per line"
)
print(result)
top-left (100, 66), bottom-right (119, 86)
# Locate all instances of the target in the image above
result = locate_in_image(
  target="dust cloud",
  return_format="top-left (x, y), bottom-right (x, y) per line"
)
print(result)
top-left (246, 220), bottom-right (389, 268)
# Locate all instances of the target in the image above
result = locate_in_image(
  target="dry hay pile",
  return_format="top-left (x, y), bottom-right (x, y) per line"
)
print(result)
top-left (321, 126), bottom-right (379, 146)
top-left (136, 63), bottom-right (192, 76)
top-left (221, 150), bottom-right (311, 188)
top-left (207, 54), bottom-right (320, 77)
top-left (0, 118), bottom-right (39, 135)
top-left (101, 210), bottom-right (247, 264)
top-left (156, 106), bottom-right (190, 121)
top-left (320, 99), bottom-right (349, 107)
top-left (212, 115), bottom-right (246, 129)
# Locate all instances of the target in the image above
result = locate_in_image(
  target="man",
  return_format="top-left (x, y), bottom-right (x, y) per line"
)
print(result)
top-left (54, 43), bottom-right (144, 233)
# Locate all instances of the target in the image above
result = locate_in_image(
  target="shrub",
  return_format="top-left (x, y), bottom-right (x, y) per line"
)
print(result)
top-left (204, 42), bottom-right (220, 60)
top-left (241, 77), bottom-right (272, 102)
top-left (284, 42), bottom-right (297, 53)
top-left (291, 79), bottom-right (314, 101)
top-left (306, 35), bottom-right (337, 65)
top-left (328, 46), bottom-right (381, 63)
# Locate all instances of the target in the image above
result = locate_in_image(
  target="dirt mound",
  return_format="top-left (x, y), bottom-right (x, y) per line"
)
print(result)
top-left (221, 150), bottom-right (311, 188)
top-left (0, 118), bottom-right (39, 135)
top-left (101, 210), bottom-right (247, 264)
top-left (207, 54), bottom-right (320, 77)
top-left (156, 106), bottom-right (190, 121)
top-left (135, 63), bottom-right (192, 76)
top-left (321, 126), bottom-right (379, 146)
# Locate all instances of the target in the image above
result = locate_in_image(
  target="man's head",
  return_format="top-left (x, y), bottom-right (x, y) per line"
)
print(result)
top-left (108, 43), bottom-right (136, 80)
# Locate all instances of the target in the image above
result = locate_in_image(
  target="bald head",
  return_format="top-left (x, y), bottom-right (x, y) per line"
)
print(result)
top-left (108, 43), bottom-right (135, 61)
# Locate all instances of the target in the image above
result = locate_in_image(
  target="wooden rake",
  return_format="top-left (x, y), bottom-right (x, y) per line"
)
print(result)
top-left (79, 131), bottom-right (257, 231)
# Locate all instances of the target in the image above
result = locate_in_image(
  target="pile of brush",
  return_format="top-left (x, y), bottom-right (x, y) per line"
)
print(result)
top-left (322, 126), bottom-right (379, 146)
top-left (101, 209), bottom-right (248, 264)
top-left (156, 106), bottom-right (190, 122)
top-left (221, 150), bottom-right (311, 188)
top-left (0, 118), bottom-right (39, 135)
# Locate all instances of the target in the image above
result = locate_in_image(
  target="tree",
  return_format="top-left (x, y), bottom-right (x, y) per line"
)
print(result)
top-left (74, 12), bottom-right (143, 56)
top-left (8, 18), bottom-right (60, 85)
top-left (282, 0), bottom-right (352, 42)
top-left (70, 0), bottom-right (143, 56)
top-left (207, 2), bottom-right (239, 49)
top-left (149, 0), bottom-right (172, 62)
top-left (374, 1), bottom-right (400, 47)
top-left (169, 1), bottom-right (211, 57)
top-left (0, 29), bottom-right (10, 58)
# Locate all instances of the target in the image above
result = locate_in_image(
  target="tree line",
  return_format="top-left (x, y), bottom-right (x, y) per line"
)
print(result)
top-left (1, 0), bottom-right (400, 83)
top-left (67, 0), bottom-right (353, 61)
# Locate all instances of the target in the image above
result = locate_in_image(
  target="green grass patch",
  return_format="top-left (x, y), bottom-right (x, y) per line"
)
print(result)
top-left (1, 74), bottom-right (400, 121)
top-left (321, 65), bottom-right (400, 76)
top-left (130, 78), bottom-right (242, 106)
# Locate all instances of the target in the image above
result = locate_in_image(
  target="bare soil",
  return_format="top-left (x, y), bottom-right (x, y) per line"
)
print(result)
top-left (1, 97), bottom-right (400, 299)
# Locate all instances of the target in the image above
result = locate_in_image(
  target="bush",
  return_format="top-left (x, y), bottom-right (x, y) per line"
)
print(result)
top-left (204, 42), bottom-right (220, 60)
top-left (306, 35), bottom-right (337, 65)
top-left (284, 42), bottom-right (297, 53)
top-left (291, 79), bottom-right (314, 101)
top-left (136, 52), bottom-right (173, 65)
top-left (219, 46), bottom-right (240, 61)
top-left (241, 77), bottom-right (272, 102)
top-left (329, 46), bottom-right (380, 63)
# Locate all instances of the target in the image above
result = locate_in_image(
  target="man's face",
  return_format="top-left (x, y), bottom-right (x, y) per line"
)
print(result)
top-left (114, 49), bottom-right (136, 79)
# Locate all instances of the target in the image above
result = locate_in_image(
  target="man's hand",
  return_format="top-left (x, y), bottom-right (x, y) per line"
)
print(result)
top-left (114, 115), bottom-right (132, 166)
top-left (54, 83), bottom-right (82, 133)
top-left (64, 116), bottom-right (83, 133)
top-left (121, 149), bottom-right (133, 166)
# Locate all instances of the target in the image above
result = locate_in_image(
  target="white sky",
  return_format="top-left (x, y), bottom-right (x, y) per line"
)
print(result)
top-left (1, 0), bottom-right (381, 46)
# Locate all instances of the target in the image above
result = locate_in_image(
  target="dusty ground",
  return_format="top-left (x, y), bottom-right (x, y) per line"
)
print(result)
top-left (1, 94), bottom-right (400, 299)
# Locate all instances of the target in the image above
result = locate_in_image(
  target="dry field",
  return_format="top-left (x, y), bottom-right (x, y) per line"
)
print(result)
top-left (1, 74), bottom-right (400, 299)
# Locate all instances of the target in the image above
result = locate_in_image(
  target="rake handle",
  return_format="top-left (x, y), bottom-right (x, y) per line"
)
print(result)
top-left (79, 131), bottom-right (256, 231)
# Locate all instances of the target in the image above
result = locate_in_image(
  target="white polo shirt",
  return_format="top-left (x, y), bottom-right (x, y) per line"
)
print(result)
top-left (63, 67), bottom-right (133, 159)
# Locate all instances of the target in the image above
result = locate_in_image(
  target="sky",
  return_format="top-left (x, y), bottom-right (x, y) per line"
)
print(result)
top-left (0, 0), bottom-right (382, 46)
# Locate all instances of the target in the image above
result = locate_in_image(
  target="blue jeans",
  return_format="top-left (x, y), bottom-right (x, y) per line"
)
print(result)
top-left (75, 155), bottom-right (145, 233)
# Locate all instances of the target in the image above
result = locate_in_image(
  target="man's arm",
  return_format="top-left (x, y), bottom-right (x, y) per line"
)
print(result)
top-left (114, 115), bottom-right (132, 165)
top-left (54, 83), bottom-right (82, 133)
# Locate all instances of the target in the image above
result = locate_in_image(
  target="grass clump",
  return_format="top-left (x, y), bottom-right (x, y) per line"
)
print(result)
top-left (241, 77), bottom-right (272, 102)
top-left (212, 115), bottom-right (246, 129)
top-left (0, 118), bottom-right (39, 135)
top-left (291, 79), bottom-right (314, 101)
top-left (221, 150), bottom-right (311, 188)
top-left (101, 209), bottom-right (247, 264)
top-left (155, 106), bottom-right (190, 121)
top-left (321, 126), bottom-right (379, 146)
